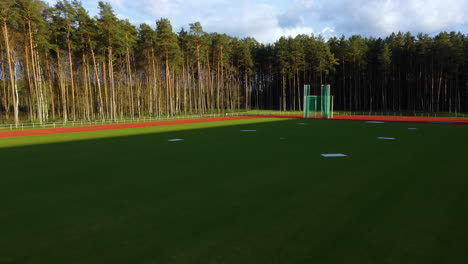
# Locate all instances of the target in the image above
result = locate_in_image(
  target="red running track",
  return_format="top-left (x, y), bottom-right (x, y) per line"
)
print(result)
top-left (0, 115), bottom-right (467, 139)
top-left (331, 115), bottom-right (468, 124)
top-left (257, 114), bottom-right (468, 124)
top-left (0, 116), bottom-right (264, 139)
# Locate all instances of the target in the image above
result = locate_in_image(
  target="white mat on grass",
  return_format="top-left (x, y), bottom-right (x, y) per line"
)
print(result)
top-left (167, 139), bottom-right (184, 142)
top-left (321, 153), bottom-right (348, 157)
top-left (240, 130), bottom-right (256, 132)
top-left (367, 121), bottom-right (385, 124)
top-left (377, 137), bottom-right (396, 140)
top-left (298, 123), bottom-right (306, 125)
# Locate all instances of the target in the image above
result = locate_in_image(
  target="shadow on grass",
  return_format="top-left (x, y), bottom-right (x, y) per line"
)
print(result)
top-left (0, 118), bottom-right (297, 148)
top-left (1, 118), bottom-right (468, 264)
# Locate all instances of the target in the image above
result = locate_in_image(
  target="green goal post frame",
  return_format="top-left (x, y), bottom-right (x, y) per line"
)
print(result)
top-left (303, 84), bottom-right (334, 119)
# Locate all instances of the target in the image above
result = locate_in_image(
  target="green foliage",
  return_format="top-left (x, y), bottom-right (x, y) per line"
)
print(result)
top-left (97, 1), bottom-right (121, 50)
top-left (138, 23), bottom-right (156, 51)
top-left (290, 35), bottom-right (306, 73)
top-left (275, 36), bottom-right (290, 76)
top-left (73, 0), bottom-right (98, 51)
top-left (188, 21), bottom-right (211, 65)
top-left (237, 38), bottom-right (255, 75)
top-left (348, 35), bottom-right (368, 66)
top-left (155, 18), bottom-right (181, 68)
top-left (119, 19), bottom-right (138, 55)
top-left (16, 0), bottom-right (49, 49)
top-left (378, 43), bottom-right (392, 68)
top-left (311, 36), bottom-right (339, 77)
top-left (0, 0), bottom-right (20, 28)
top-left (211, 32), bottom-right (232, 66)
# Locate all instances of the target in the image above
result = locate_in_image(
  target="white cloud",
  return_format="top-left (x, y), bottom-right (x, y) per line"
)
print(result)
top-left (107, 0), bottom-right (126, 9)
top-left (279, 0), bottom-right (314, 27)
top-left (320, 0), bottom-right (467, 36)
top-left (41, 0), bottom-right (468, 42)
top-left (42, 0), bottom-right (57, 5)
top-left (119, 0), bottom-right (325, 43)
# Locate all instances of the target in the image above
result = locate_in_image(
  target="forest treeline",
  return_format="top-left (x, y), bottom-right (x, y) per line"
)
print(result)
top-left (1, 0), bottom-right (467, 125)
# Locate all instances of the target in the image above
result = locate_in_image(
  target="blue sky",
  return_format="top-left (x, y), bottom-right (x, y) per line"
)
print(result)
top-left (44, 0), bottom-right (467, 43)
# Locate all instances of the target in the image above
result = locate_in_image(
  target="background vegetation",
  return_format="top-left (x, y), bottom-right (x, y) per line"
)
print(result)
top-left (1, 0), bottom-right (467, 125)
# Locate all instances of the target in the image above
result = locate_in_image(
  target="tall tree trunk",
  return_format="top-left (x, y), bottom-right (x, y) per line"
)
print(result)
top-left (126, 46), bottom-right (134, 118)
top-left (90, 46), bottom-right (103, 119)
top-left (56, 48), bottom-right (68, 122)
top-left (108, 46), bottom-right (116, 120)
top-left (67, 33), bottom-right (76, 121)
top-left (2, 20), bottom-right (18, 126)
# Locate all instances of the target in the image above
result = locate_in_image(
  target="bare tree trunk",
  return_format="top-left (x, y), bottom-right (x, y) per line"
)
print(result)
top-left (0, 47), bottom-right (9, 121)
top-left (245, 71), bottom-right (249, 110)
top-left (102, 61), bottom-right (109, 118)
top-left (90, 46), bottom-right (103, 119)
top-left (109, 47), bottom-right (116, 120)
top-left (165, 50), bottom-right (171, 115)
top-left (67, 34), bottom-right (76, 120)
top-left (1, 20), bottom-right (18, 125)
top-left (45, 53), bottom-right (55, 119)
top-left (56, 49), bottom-right (68, 122)
top-left (126, 46), bottom-right (134, 118)
top-left (282, 74), bottom-right (286, 111)
top-left (82, 53), bottom-right (90, 120)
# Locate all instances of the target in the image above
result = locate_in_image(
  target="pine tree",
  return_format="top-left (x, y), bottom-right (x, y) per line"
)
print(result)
top-left (275, 37), bottom-right (290, 111)
top-left (237, 38), bottom-right (255, 109)
top-left (155, 18), bottom-right (181, 115)
top-left (97, 1), bottom-right (122, 120)
top-left (188, 22), bottom-right (210, 113)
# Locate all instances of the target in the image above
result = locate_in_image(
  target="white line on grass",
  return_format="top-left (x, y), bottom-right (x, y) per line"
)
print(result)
top-left (321, 153), bottom-right (348, 157)
top-left (377, 137), bottom-right (396, 140)
top-left (167, 139), bottom-right (184, 142)
top-left (367, 121), bottom-right (385, 124)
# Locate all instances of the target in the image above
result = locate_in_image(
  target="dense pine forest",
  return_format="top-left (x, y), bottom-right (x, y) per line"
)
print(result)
top-left (1, 0), bottom-right (467, 125)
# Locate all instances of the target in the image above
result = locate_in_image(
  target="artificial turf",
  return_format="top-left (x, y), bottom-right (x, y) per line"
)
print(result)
top-left (1, 118), bottom-right (467, 263)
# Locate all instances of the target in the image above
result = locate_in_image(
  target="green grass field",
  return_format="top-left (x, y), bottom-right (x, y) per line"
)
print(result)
top-left (1, 118), bottom-right (467, 263)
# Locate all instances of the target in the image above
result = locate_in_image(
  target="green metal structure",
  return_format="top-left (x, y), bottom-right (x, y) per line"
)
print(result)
top-left (303, 84), bottom-right (333, 119)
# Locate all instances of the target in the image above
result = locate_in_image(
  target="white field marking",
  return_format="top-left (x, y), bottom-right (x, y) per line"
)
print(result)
top-left (240, 130), bottom-right (256, 132)
top-left (321, 153), bottom-right (348, 157)
top-left (377, 137), bottom-right (396, 140)
top-left (367, 121), bottom-right (385, 124)
top-left (167, 139), bottom-right (184, 142)
top-left (408, 128), bottom-right (417, 130)
top-left (298, 123), bottom-right (306, 125)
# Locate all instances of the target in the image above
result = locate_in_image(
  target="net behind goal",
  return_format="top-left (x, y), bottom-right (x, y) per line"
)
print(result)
top-left (303, 84), bottom-right (334, 119)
